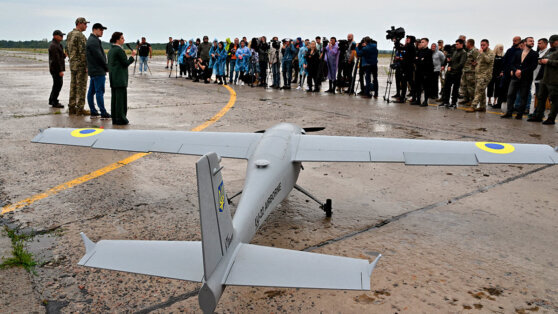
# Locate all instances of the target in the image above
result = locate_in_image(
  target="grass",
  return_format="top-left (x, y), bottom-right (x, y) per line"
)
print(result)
top-left (0, 227), bottom-right (37, 274)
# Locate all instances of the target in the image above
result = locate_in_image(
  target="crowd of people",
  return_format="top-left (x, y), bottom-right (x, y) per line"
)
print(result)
top-left (48, 17), bottom-right (558, 126)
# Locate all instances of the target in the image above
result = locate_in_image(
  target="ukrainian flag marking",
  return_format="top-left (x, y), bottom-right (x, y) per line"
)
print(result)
top-left (476, 142), bottom-right (515, 154)
top-left (71, 128), bottom-right (104, 138)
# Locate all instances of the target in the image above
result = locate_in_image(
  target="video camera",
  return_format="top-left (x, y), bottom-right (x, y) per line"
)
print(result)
top-left (385, 26), bottom-right (405, 41)
top-left (172, 39), bottom-right (180, 51)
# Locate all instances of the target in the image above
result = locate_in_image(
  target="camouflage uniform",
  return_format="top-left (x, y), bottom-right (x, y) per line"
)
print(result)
top-left (460, 47), bottom-right (479, 104)
top-left (471, 48), bottom-right (495, 109)
top-left (66, 28), bottom-right (88, 114)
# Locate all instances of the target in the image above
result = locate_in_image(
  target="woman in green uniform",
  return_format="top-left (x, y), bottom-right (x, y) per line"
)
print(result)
top-left (107, 32), bottom-right (136, 125)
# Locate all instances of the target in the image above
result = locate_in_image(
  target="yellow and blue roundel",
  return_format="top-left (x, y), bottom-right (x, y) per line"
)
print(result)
top-left (475, 142), bottom-right (515, 154)
top-left (71, 128), bottom-right (104, 138)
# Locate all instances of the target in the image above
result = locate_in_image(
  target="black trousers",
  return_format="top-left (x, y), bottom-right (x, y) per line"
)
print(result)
top-left (533, 82), bottom-right (558, 120)
top-left (49, 73), bottom-right (63, 104)
top-left (496, 75), bottom-right (511, 106)
top-left (259, 61), bottom-right (267, 85)
top-left (179, 63), bottom-right (187, 76)
top-left (506, 78), bottom-right (532, 114)
top-left (307, 69), bottom-right (319, 91)
top-left (400, 69), bottom-right (414, 99)
top-left (442, 71), bottom-right (462, 105)
top-left (414, 72), bottom-right (431, 104)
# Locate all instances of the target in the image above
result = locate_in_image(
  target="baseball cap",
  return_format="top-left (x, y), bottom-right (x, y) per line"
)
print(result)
top-left (549, 35), bottom-right (558, 43)
top-left (92, 23), bottom-right (107, 30)
top-left (75, 17), bottom-right (90, 25)
top-left (53, 30), bottom-right (65, 37)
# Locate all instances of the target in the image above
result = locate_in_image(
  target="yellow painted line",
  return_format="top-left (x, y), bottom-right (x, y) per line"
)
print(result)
top-left (1, 85), bottom-right (237, 215)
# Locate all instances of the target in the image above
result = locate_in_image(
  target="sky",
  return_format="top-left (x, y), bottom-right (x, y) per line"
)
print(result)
top-left (0, 0), bottom-right (556, 50)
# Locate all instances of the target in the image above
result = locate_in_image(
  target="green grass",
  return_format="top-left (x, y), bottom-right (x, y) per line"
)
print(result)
top-left (0, 227), bottom-right (37, 274)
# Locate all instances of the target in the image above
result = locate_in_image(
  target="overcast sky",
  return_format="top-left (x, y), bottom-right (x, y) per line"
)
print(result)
top-left (1, 0), bottom-right (556, 50)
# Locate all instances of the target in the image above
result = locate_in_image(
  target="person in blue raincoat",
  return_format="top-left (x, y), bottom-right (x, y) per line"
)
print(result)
top-left (209, 38), bottom-right (218, 72)
top-left (234, 40), bottom-right (251, 85)
top-left (186, 39), bottom-right (198, 80)
top-left (213, 41), bottom-right (227, 85)
top-left (177, 39), bottom-right (188, 77)
top-left (324, 37), bottom-right (340, 93)
top-left (297, 40), bottom-right (309, 90)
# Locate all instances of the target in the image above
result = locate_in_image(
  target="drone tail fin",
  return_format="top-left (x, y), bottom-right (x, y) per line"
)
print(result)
top-left (196, 152), bottom-right (235, 281)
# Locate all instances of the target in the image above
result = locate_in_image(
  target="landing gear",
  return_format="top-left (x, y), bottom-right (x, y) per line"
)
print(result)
top-left (294, 184), bottom-right (333, 217)
top-left (321, 199), bottom-right (332, 217)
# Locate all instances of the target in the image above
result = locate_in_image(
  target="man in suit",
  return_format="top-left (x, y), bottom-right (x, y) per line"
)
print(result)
top-left (501, 37), bottom-right (539, 119)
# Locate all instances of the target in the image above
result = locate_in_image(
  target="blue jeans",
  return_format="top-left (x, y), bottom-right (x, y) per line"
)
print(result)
top-left (272, 63), bottom-right (280, 86)
top-left (282, 60), bottom-right (293, 86)
top-left (229, 59), bottom-right (236, 83)
top-left (87, 75), bottom-right (107, 115)
top-left (139, 56), bottom-right (148, 72)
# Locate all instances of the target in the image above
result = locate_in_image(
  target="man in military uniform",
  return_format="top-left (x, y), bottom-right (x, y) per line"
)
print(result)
top-left (48, 30), bottom-right (65, 108)
top-left (465, 39), bottom-right (494, 112)
top-left (459, 39), bottom-right (479, 106)
top-left (66, 17), bottom-right (89, 115)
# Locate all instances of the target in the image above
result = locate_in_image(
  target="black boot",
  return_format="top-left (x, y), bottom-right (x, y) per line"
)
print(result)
top-left (331, 81), bottom-right (336, 94)
top-left (326, 81), bottom-right (333, 93)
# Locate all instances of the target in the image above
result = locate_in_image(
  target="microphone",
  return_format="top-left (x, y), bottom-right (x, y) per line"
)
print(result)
top-left (125, 43), bottom-right (133, 51)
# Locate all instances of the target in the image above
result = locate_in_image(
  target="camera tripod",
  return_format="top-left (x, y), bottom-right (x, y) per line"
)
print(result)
top-left (348, 57), bottom-right (362, 95)
top-left (382, 45), bottom-right (398, 103)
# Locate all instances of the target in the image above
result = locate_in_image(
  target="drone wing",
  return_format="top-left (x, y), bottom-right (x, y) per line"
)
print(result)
top-left (294, 135), bottom-right (558, 165)
top-left (32, 128), bottom-right (262, 159)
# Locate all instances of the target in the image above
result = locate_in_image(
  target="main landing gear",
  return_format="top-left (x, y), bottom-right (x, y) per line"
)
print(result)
top-left (294, 184), bottom-right (332, 217)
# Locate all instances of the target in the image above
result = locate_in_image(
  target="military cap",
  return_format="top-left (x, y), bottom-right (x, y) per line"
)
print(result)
top-left (549, 35), bottom-right (558, 43)
top-left (75, 17), bottom-right (90, 25)
top-left (92, 23), bottom-right (107, 30)
top-left (52, 30), bottom-right (65, 37)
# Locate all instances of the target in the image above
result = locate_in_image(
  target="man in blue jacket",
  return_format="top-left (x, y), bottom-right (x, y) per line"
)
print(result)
top-left (85, 23), bottom-right (110, 119)
top-left (281, 39), bottom-right (297, 89)
top-left (356, 37), bottom-right (378, 98)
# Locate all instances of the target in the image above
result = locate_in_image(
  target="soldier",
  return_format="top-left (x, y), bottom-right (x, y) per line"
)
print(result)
top-left (459, 39), bottom-right (479, 106)
top-left (66, 17), bottom-right (90, 115)
top-left (48, 30), bottom-right (65, 108)
top-left (465, 39), bottom-right (494, 112)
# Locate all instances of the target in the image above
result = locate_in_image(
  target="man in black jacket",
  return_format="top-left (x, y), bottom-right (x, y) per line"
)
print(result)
top-left (493, 36), bottom-right (521, 108)
top-left (48, 30), bottom-right (66, 108)
top-left (85, 23), bottom-right (110, 119)
top-left (412, 38), bottom-right (434, 107)
top-left (257, 36), bottom-right (269, 87)
top-left (501, 37), bottom-right (539, 119)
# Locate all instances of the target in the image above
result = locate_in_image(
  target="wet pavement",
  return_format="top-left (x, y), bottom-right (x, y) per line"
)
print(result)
top-left (0, 50), bottom-right (557, 313)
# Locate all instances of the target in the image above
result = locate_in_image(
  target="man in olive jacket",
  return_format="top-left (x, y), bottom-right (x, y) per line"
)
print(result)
top-left (441, 39), bottom-right (467, 108)
top-left (107, 32), bottom-right (135, 125)
top-left (86, 23), bottom-right (110, 119)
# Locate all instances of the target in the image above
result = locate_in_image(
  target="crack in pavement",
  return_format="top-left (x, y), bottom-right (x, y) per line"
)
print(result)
top-left (134, 289), bottom-right (200, 314)
top-left (303, 164), bottom-right (554, 252)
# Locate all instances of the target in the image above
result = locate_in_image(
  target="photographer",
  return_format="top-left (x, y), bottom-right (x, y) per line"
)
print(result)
top-left (194, 57), bottom-right (211, 84)
top-left (269, 37), bottom-right (281, 88)
top-left (394, 35), bottom-right (416, 103)
top-left (356, 36), bottom-right (378, 98)
top-left (281, 39), bottom-right (296, 89)
top-left (185, 39), bottom-right (198, 80)
top-left (258, 36), bottom-right (269, 87)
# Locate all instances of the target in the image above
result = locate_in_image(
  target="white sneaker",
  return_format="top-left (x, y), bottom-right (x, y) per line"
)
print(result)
top-left (296, 86), bottom-right (301, 90)
top-left (241, 81), bottom-right (244, 86)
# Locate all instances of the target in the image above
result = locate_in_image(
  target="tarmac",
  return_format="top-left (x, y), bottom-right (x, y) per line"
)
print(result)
top-left (0, 49), bottom-right (557, 313)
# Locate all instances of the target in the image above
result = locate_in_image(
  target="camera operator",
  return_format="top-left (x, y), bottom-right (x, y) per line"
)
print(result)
top-left (194, 57), bottom-right (211, 84)
top-left (257, 36), bottom-right (269, 87)
top-left (394, 35), bottom-right (416, 103)
top-left (412, 38), bottom-right (434, 107)
top-left (356, 36), bottom-right (378, 98)
top-left (269, 37), bottom-right (281, 88)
